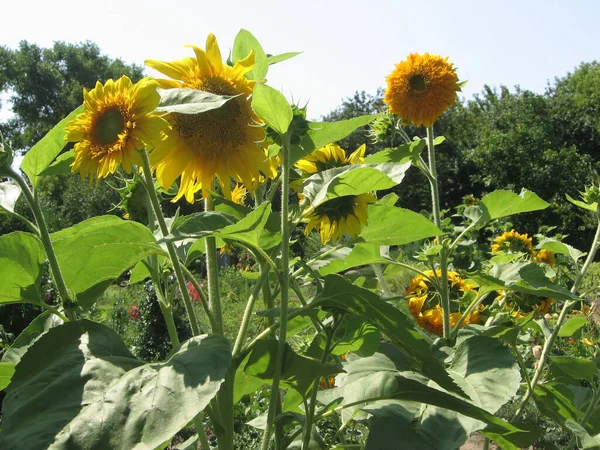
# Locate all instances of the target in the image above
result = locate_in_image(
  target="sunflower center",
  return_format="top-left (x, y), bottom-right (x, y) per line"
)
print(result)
top-left (193, 76), bottom-right (238, 96)
top-left (93, 107), bottom-right (125, 146)
top-left (315, 196), bottom-right (357, 221)
top-left (409, 74), bottom-right (427, 93)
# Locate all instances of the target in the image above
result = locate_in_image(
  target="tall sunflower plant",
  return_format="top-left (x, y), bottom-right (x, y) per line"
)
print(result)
top-left (1, 29), bottom-right (600, 450)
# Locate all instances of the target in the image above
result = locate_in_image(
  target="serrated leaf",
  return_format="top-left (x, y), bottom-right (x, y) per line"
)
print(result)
top-left (0, 320), bottom-right (231, 450)
top-left (21, 105), bottom-right (83, 188)
top-left (533, 383), bottom-right (581, 427)
top-left (156, 88), bottom-right (238, 114)
top-left (356, 205), bottom-right (441, 246)
top-left (252, 83), bottom-right (292, 135)
top-left (567, 193), bottom-right (598, 213)
top-left (364, 139), bottom-right (426, 164)
top-left (537, 238), bottom-right (584, 263)
top-left (51, 216), bottom-right (167, 308)
top-left (290, 115), bottom-right (377, 164)
top-left (549, 356), bottom-right (597, 383)
top-left (478, 189), bottom-right (550, 224)
top-left (2, 311), bottom-right (62, 365)
top-left (233, 29), bottom-right (268, 81)
top-left (318, 243), bottom-right (390, 275)
top-left (217, 202), bottom-right (279, 249)
top-left (0, 181), bottom-right (21, 213)
top-left (558, 316), bottom-right (588, 337)
top-left (301, 163), bottom-right (411, 208)
top-left (314, 275), bottom-right (459, 394)
top-left (0, 231), bottom-right (45, 305)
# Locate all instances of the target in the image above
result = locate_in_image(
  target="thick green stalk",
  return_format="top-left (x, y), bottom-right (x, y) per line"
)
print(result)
top-left (5, 166), bottom-right (76, 321)
top-left (204, 193), bottom-right (224, 336)
top-left (140, 151), bottom-right (201, 337)
top-left (179, 263), bottom-right (217, 332)
top-left (512, 209), bottom-right (600, 420)
top-left (426, 126), bottom-right (450, 339)
top-left (261, 134), bottom-right (292, 450)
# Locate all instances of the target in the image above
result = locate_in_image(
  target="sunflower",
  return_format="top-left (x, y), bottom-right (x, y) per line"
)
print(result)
top-left (535, 249), bottom-right (555, 266)
top-left (304, 193), bottom-right (376, 245)
top-left (496, 290), bottom-right (554, 318)
top-left (65, 76), bottom-right (167, 179)
top-left (405, 269), bottom-right (480, 336)
top-left (229, 183), bottom-right (248, 205)
top-left (145, 34), bottom-right (269, 203)
top-left (491, 230), bottom-right (534, 256)
top-left (384, 53), bottom-right (460, 127)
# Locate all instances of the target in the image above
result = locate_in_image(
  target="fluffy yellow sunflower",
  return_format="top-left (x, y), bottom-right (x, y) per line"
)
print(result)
top-left (535, 249), bottom-right (555, 266)
top-left (65, 76), bottom-right (167, 179)
top-left (230, 183), bottom-right (248, 205)
top-left (145, 34), bottom-right (268, 203)
top-left (304, 193), bottom-right (376, 245)
top-left (491, 230), bottom-right (534, 256)
top-left (384, 53), bottom-right (460, 127)
top-left (405, 269), bottom-right (480, 336)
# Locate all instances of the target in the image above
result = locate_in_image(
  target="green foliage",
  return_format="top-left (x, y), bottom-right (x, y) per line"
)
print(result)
top-left (0, 41), bottom-right (143, 150)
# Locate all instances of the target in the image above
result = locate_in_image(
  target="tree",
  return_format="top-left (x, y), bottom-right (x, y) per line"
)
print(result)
top-left (0, 40), bottom-right (144, 150)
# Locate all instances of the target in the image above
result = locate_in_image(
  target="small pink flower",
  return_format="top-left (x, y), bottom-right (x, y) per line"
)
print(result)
top-left (128, 305), bottom-right (141, 320)
top-left (187, 281), bottom-right (199, 303)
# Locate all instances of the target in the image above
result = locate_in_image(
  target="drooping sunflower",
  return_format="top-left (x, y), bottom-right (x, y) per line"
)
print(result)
top-left (384, 53), bottom-right (460, 127)
top-left (496, 290), bottom-right (554, 318)
top-left (491, 230), bottom-right (534, 256)
top-left (304, 193), bottom-right (376, 245)
top-left (405, 269), bottom-right (480, 336)
top-left (65, 76), bottom-right (167, 179)
top-left (535, 249), bottom-right (555, 266)
top-left (145, 34), bottom-right (268, 202)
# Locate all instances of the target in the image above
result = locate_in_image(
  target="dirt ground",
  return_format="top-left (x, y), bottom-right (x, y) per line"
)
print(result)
top-left (460, 433), bottom-right (499, 450)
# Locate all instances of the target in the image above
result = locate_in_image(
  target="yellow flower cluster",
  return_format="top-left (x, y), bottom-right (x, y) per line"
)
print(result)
top-left (491, 230), bottom-right (555, 266)
top-left (406, 270), bottom-right (480, 336)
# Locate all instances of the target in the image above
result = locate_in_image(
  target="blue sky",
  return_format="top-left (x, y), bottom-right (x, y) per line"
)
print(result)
top-left (2, 0), bottom-right (600, 120)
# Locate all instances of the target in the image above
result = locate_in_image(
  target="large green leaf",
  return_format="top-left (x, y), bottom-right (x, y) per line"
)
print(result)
top-left (537, 238), bottom-right (584, 263)
top-left (564, 420), bottom-right (600, 449)
top-left (558, 316), bottom-right (588, 337)
top-left (0, 362), bottom-right (15, 391)
top-left (534, 383), bottom-right (582, 428)
top-left (217, 202), bottom-right (279, 249)
top-left (356, 205), bottom-right (442, 245)
top-left (156, 88), bottom-right (238, 114)
top-left (314, 275), bottom-right (459, 394)
top-left (167, 211), bottom-right (238, 241)
top-left (419, 336), bottom-right (521, 450)
top-left (301, 163), bottom-right (411, 208)
top-left (267, 52), bottom-right (302, 66)
top-left (0, 231), bottom-right (45, 305)
top-left (244, 340), bottom-right (340, 398)
top-left (0, 320), bottom-right (231, 450)
top-left (232, 29), bottom-right (268, 81)
top-left (476, 189), bottom-right (549, 224)
top-left (38, 149), bottom-right (75, 177)
top-left (327, 315), bottom-right (381, 357)
top-left (566, 193), bottom-right (598, 213)
top-left (21, 105), bottom-right (83, 188)
top-left (290, 115), bottom-right (377, 164)
top-left (318, 243), bottom-right (391, 275)
top-left (549, 356), bottom-right (597, 384)
top-left (51, 216), bottom-right (167, 308)
top-left (2, 311), bottom-right (63, 365)
top-left (252, 83), bottom-right (292, 135)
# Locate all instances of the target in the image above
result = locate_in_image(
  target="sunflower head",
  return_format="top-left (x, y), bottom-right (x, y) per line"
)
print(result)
top-left (65, 76), bottom-right (168, 179)
top-left (384, 53), bottom-right (460, 127)
top-left (295, 143), bottom-right (366, 176)
top-left (405, 269), bottom-right (480, 336)
top-left (229, 183), bottom-right (248, 205)
top-left (304, 193), bottom-right (376, 245)
top-left (491, 230), bottom-right (534, 256)
top-left (535, 249), bottom-right (555, 266)
top-left (146, 34), bottom-right (269, 203)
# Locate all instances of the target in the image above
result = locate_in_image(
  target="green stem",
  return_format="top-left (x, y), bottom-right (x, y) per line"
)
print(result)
top-left (39, 303), bottom-right (69, 322)
top-left (261, 133), bottom-right (292, 450)
top-left (302, 320), bottom-right (338, 449)
top-left (512, 344), bottom-right (533, 392)
top-left (372, 264), bottom-right (392, 298)
top-left (204, 193), bottom-right (224, 336)
top-left (5, 166), bottom-right (76, 321)
top-left (512, 209), bottom-right (600, 421)
top-left (449, 292), bottom-right (487, 339)
top-left (233, 262), bottom-right (271, 357)
top-left (193, 413), bottom-right (211, 450)
top-left (140, 150), bottom-right (201, 337)
top-left (426, 125), bottom-right (450, 340)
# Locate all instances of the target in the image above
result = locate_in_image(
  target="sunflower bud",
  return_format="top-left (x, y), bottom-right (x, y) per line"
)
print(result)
top-left (532, 345), bottom-right (542, 360)
top-left (368, 110), bottom-right (397, 144)
top-left (0, 133), bottom-right (14, 172)
top-left (581, 183), bottom-right (600, 206)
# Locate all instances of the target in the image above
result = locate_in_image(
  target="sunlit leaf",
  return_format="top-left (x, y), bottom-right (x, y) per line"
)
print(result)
top-left (38, 149), bottom-right (75, 177)
top-left (364, 139), bottom-right (426, 164)
top-left (0, 232), bottom-right (45, 305)
top-left (21, 105), bottom-right (83, 188)
top-left (1, 311), bottom-right (62, 365)
top-left (318, 243), bottom-right (390, 275)
top-left (0, 362), bottom-right (15, 391)
top-left (566, 193), bottom-right (598, 213)
top-left (537, 238), bottom-right (584, 263)
top-left (267, 52), bottom-right (302, 65)
top-left (549, 356), bottom-right (597, 384)
top-left (0, 181), bottom-right (21, 213)
top-left (233, 29), bottom-right (268, 81)
top-left (252, 83), bottom-right (292, 135)
top-left (558, 316), bottom-right (588, 338)
top-left (476, 189), bottom-right (550, 224)
top-left (156, 88), bottom-right (238, 114)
